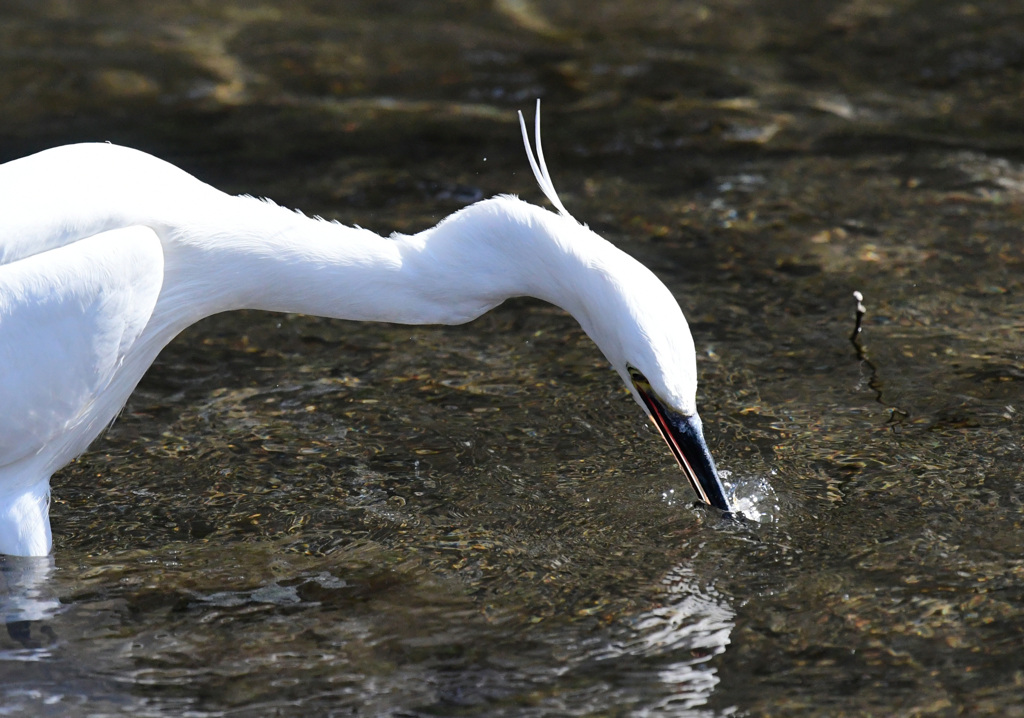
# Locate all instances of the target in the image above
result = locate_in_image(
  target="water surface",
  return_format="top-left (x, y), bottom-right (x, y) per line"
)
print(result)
top-left (1, 1), bottom-right (1022, 715)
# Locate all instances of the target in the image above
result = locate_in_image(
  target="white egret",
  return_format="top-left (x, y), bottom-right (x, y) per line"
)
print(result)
top-left (0, 103), bottom-right (731, 557)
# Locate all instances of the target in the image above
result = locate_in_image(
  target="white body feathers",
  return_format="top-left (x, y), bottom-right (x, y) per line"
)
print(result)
top-left (0, 109), bottom-right (705, 555)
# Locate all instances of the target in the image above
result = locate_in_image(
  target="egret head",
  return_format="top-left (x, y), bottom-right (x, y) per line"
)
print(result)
top-left (623, 339), bottom-right (732, 514)
top-left (518, 102), bottom-right (732, 512)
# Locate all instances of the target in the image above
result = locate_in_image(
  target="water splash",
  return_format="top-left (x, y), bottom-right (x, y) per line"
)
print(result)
top-left (722, 470), bottom-right (781, 524)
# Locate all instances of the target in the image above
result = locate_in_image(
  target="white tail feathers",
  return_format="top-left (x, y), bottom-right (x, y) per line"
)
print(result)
top-left (518, 100), bottom-right (571, 218)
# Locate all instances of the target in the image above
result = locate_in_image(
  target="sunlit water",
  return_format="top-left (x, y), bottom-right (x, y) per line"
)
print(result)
top-left (2, 1), bottom-right (1024, 715)
top-left (724, 471), bottom-right (781, 524)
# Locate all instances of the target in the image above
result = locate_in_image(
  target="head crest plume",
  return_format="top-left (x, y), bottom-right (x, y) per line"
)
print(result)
top-left (518, 100), bottom-right (572, 218)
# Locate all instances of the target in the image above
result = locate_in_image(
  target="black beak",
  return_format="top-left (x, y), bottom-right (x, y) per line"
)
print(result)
top-left (630, 369), bottom-right (732, 512)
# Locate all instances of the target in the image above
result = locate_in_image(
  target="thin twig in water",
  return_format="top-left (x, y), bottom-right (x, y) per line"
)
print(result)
top-left (850, 290), bottom-right (866, 343)
top-left (847, 290), bottom-right (908, 430)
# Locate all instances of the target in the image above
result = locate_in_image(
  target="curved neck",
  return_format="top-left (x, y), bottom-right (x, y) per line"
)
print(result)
top-left (159, 194), bottom-right (603, 333)
top-left (4, 143), bottom-right (617, 345)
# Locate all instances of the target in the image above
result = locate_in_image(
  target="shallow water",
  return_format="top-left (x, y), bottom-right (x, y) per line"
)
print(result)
top-left (2, 1), bottom-right (1023, 715)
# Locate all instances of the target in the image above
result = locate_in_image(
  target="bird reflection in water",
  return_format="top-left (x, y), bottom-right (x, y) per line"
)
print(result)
top-left (0, 555), bottom-right (59, 650)
top-left (587, 564), bottom-right (735, 715)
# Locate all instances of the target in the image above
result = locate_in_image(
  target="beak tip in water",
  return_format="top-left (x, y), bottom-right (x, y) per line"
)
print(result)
top-left (629, 369), bottom-right (732, 513)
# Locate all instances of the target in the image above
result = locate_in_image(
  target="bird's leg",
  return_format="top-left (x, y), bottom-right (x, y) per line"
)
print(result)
top-left (0, 481), bottom-right (52, 557)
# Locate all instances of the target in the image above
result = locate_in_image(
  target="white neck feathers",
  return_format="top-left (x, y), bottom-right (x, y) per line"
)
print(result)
top-left (2, 142), bottom-right (694, 413)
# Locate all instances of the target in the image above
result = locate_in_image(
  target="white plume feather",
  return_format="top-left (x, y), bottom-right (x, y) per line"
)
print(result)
top-left (518, 100), bottom-right (572, 218)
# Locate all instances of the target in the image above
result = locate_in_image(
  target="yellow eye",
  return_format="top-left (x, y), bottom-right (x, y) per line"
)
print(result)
top-left (627, 365), bottom-right (650, 390)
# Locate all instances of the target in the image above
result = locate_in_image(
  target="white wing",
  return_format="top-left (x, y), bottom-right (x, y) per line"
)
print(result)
top-left (0, 226), bottom-right (164, 473)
